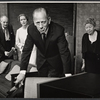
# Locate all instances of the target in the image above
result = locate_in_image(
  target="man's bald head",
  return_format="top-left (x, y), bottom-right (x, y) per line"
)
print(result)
top-left (0, 16), bottom-right (8, 28)
top-left (33, 8), bottom-right (49, 20)
top-left (32, 7), bottom-right (51, 33)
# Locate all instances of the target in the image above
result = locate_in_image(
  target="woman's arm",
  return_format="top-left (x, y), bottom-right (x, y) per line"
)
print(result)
top-left (81, 59), bottom-right (85, 71)
top-left (16, 30), bottom-right (24, 52)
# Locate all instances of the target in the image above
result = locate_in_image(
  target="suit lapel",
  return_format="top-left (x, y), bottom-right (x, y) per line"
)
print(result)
top-left (33, 23), bottom-right (54, 55)
top-left (45, 23), bottom-right (53, 53)
top-left (34, 27), bottom-right (45, 54)
top-left (0, 25), bottom-right (11, 41)
top-left (0, 26), bottom-right (6, 48)
top-left (0, 26), bottom-right (6, 41)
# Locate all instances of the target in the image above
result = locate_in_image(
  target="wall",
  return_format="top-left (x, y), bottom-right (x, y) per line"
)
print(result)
top-left (0, 3), bottom-right (8, 17)
top-left (75, 3), bottom-right (100, 73)
top-left (8, 3), bottom-right (74, 36)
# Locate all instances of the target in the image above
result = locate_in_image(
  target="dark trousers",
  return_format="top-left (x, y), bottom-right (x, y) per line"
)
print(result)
top-left (38, 61), bottom-right (64, 77)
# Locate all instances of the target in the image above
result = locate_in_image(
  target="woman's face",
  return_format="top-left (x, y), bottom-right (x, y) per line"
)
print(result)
top-left (85, 23), bottom-right (95, 35)
top-left (20, 16), bottom-right (28, 26)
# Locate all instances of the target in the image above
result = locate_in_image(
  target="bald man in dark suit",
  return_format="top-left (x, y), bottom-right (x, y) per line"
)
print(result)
top-left (15, 7), bottom-right (71, 84)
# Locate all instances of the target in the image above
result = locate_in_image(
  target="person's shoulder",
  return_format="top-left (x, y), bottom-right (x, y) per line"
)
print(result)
top-left (51, 21), bottom-right (64, 30)
top-left (28, 23), bottom-right (36, 29)
top-left (8, 24), bottom-right (13, 28)
top-left (0, 24), bottom-right (2, 30)
top-left (16, 27), bottom-right (22, 32)
top-left (7, 24), bottom-right (14, 31)
top-left (83, 33), bottom-right (88, 37)
top-left (0, 25), bottom-right (2, 32)
top-left (96, 30), bottom-right (100, 38)
top-left (27, 23), bottom-right (37, 35)
top-left (96, 30), bottom-right (100, 34)
top-left (82, 33), bottom-right (88, 41)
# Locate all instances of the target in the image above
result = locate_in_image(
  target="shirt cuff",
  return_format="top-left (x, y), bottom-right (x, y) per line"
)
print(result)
top-left (20, 70), bottom-right (26, 74)
top-left (65, 73), bottom-right (72, 77)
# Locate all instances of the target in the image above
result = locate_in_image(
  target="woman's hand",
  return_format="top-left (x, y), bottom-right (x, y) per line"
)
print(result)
top-left (81, 63), bottom-right (85, 71)
top-left (81, 59), bottom-right (85, 71)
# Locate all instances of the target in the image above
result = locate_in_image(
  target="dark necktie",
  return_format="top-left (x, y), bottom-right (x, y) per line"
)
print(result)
top-left (42, 33), bottom-right (46, 46)
top-left (4, 28), bottom-right (10, 41)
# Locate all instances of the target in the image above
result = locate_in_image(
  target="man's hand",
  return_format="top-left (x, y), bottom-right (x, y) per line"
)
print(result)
top-left (4, 51), bottom-right (9, 56)
top-left (65, 73), bottom-right (72, 77)
top-left (11, 47), bottom-right (15, 51)
top-left (14, 73), bottom-right (25, 85)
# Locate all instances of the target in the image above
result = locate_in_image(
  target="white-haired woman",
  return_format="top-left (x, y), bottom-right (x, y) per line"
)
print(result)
top-left (82, 18), bottom-right (100, 74)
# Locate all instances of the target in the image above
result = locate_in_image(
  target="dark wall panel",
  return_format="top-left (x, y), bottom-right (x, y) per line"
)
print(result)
top-left (8, 3), bottom-right (73, 36)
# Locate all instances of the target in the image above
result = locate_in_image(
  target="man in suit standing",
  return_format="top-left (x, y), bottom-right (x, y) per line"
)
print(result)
top-left (15, 7), bottom-right (71, 84)
top-left (0, 16), bottom-right (15, 62)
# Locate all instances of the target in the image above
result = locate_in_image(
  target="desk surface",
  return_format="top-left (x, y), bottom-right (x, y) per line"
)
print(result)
top-left (39, 72), bottom-right (100, 98)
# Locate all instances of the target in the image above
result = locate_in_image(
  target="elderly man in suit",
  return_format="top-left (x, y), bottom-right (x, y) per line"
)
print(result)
top-left (15, 7), bottom-right (72, 84)
top-left (0, 16), bottom-right (15, 62)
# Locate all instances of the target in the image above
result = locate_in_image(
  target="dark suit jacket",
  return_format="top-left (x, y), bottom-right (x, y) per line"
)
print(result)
top-left (0, 24), bottom-right (15, 61)
top-left (21, 21), bottom-right (71, 74)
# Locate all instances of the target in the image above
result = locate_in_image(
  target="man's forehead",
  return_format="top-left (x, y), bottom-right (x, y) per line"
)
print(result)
top-left (34, 17), bottom-right (47, 24)
top-left (1, 17), bottom-right (8, 22)
top-left (33, 11), bottom-right (47, 18)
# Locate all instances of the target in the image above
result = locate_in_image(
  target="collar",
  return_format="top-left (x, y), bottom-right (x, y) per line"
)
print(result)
top-left (2, 27), bottom-right (5, 30)
top-left (2, 26), bottom-right (7, 30)
top-left (40, 28), bottom-right (49, 35)
top-left (45, 28), bottom-right (49, 35)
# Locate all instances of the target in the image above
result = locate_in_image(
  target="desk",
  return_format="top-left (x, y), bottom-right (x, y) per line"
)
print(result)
top-left (38, 72), bottom-right (100, 98)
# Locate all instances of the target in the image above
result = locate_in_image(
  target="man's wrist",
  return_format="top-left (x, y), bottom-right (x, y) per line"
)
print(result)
top-left (20, 70), bottom-right (26, 74)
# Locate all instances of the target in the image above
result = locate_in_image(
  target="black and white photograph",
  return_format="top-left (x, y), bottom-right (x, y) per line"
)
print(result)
top-left (0, 2), bottom-right (99, 98)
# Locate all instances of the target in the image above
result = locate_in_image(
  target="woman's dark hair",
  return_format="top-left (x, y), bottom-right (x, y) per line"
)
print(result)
top-left (18, 14), bottom-right (28, 21)
top-left (85, 18), bottom-right (96, 27)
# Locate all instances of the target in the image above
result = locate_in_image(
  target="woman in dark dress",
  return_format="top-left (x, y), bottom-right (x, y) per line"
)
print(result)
top-left (82, 18), bottom-right (100, 74)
